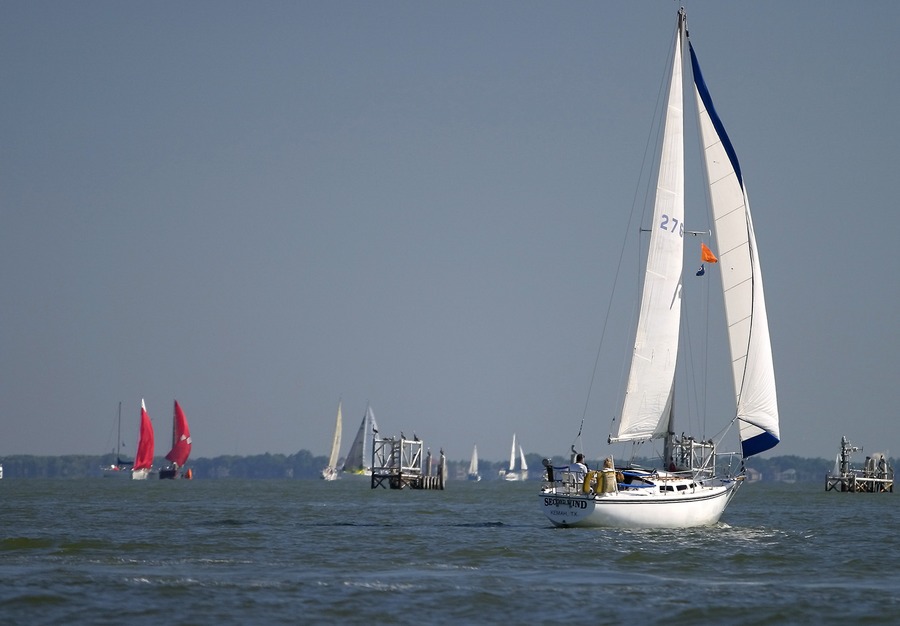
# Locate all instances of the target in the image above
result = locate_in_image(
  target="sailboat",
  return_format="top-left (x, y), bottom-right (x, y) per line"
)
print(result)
top-left (321, 400), bottom-right (343, 480)
top-left (501, 434), bottom-right (528, 481)
top-left (540, 8), bottom-right (779, 528)
top-left (467, 444), bottom-right (481, 482)
top-left (102, 401), bottom-right (133, 478)
top-left (131, 399), bottom-right (156, 480)
top-left (342, 404), bottom-right (379, 475)
top-left (159, 400), bottom-right (192, 479)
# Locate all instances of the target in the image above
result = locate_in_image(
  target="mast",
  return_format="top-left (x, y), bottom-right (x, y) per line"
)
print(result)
top-left (115, 401), bottom-right (122, 463)
top-left (171, 400), bottom-right (178, 452)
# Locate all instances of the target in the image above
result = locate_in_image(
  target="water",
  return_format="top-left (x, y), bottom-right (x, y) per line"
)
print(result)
top-left (0, 479), bottom-right (896, 625)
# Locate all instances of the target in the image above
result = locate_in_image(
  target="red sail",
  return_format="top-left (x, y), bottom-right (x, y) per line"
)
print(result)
top-left (164, 400), bottom-right (192, 467)
top-left (133, 399), bottom-right (155, 471)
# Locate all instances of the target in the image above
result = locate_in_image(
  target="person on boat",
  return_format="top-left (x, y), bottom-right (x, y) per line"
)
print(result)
top-left (570, 454), bottom-right (588, 482)
top-left (604, 456), bottom-right (624, 484)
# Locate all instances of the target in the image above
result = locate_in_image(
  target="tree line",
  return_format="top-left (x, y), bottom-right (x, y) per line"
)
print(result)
top-left (0, 451), bottom-right (862, 482)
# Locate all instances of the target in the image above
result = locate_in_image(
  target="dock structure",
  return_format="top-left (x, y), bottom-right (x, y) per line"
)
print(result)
top-left (371, 435), bottom-right (445, 490)
top-left (825, 436), bottom-right (893, 493)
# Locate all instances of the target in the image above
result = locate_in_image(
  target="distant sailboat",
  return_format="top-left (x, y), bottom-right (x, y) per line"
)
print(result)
top-left (342, 404), bottom-right (378, 475)
top-left (467, 444), bottom-right (481, 482)
top-left (159, 400), bottom-right (192, 479)
top-left (321, 400), bottom-right (343, 481)
top-left (102, 401), bottom-right (133, 478)
top-left (501, 434), bottom-right (528, 481)
top-left (131, 399), bottom-right (155, 480)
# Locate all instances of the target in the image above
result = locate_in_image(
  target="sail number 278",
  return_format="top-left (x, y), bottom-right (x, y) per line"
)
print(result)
top-left (660, 215), bottom-right (684, 237)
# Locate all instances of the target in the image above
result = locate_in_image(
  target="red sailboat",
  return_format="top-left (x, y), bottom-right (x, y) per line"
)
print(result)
top-left (159, 400), bottom-right (192, 479)
top-left (132, 399), bottom-right (155, 480)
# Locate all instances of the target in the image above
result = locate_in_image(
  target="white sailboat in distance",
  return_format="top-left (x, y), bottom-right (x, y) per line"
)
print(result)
top-left (501, 434), bottom-right (528, 481)
top-left (467, 445), bottom-right (481, 482)
top-left (321, 400), bottom-right (343, 481)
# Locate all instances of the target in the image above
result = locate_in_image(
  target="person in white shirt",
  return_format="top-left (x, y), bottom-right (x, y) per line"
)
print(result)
top-left (570, 453), bottom-right (588, 482)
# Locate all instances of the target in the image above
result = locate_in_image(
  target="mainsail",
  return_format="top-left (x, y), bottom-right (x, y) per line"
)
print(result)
top-left (327, 401), bottom-right (343, 469)
top-left (133, 399), bottom-right (155, 471)
top-left (508, 433), bottom-right (518, 471)
top-left (164, 400), bottom-right (192, 468)
top-left (611, 25), bottom-right (685, 444)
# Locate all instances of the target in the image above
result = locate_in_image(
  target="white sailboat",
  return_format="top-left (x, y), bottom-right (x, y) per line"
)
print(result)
top-left (540, 8), bottom-right (780, 528)
top-left (321, 400), bottom-right (343, 481)
top-left (467, 444), bottom-right (481, 482)
top-left (342, 404), bottom-right (379, 475)
top-left (501, 434), bottom-right (528, 481)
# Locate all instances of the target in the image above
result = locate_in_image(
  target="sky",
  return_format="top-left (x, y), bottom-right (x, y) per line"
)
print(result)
top-left (2, 1), bottom-right (899, 465)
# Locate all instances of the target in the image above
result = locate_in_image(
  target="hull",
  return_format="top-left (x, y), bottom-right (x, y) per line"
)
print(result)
top-left (540, 479), bottom-right (740, 528)
top-left (321, 466), bottom-right (340, 481)
top-left (102, 466), bottom-right (132, 478)
top-left (131, 468), bottom-right (155, 480)
top-left (159, 467), bottom-right (178, 479)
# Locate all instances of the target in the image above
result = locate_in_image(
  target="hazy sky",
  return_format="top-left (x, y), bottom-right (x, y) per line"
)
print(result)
top-left (2, 1), bottom-right (898, 465)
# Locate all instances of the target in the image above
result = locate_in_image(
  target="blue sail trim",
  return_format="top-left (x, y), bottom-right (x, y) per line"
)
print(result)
top-left (689, 42), bottom-right (743, 190)
top-left (741, 431), bottom-right (779, 458)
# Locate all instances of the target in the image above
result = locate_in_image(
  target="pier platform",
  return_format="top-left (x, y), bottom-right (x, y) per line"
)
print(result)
top-left (825, 436), bottom-right (893, 493)
top-left (371, 435), bottom-right (445, 490)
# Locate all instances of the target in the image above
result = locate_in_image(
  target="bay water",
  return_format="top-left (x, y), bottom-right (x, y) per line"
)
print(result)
top-left (0, 478), bottom-right (896, 624)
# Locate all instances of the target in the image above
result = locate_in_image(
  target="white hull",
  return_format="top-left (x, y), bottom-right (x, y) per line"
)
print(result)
top-left (541, 476), bottom-right (740, 528)
top-left (320, 466), bottom-right (340, 481)
top-left (131, 468), bottom-right (154, 480)
top-left (102, 466), bottom-right (132, 478)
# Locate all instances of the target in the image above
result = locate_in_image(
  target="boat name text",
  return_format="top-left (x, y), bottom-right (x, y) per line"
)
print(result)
top-left (543, 497), bottom-right (587, 509)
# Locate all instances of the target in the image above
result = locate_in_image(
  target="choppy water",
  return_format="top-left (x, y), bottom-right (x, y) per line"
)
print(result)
top-left (0, 478), bottom-right (896, 625)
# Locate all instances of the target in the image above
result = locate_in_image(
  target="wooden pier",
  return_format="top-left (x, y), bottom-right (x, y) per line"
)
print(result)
top-left (825, 436), bottom-right (893, 493)
top-left (371, 435), bottom-right (445, 490)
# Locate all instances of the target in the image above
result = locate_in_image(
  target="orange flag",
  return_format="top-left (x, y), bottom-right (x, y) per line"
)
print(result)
top-left (701, 242), bottom-right (718, 263)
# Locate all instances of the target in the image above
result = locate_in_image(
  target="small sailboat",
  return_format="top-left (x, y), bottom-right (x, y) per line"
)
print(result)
top-left (342, 404), bottom-right (379, 475)
top-left (131, 399), bottom-right (156, 480)
top-left (321, 400), bottom-right (343, 480)
top-left (501, 434), bottom-right (528, 481)
top-left (467, 445), bottom-right (481, 482)
top-left (102, 401), bottom-right (133, 478)
top-left (539, 8), bottom-right (780, 528)
top-left (159, 400), bottom-right (192, 479)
